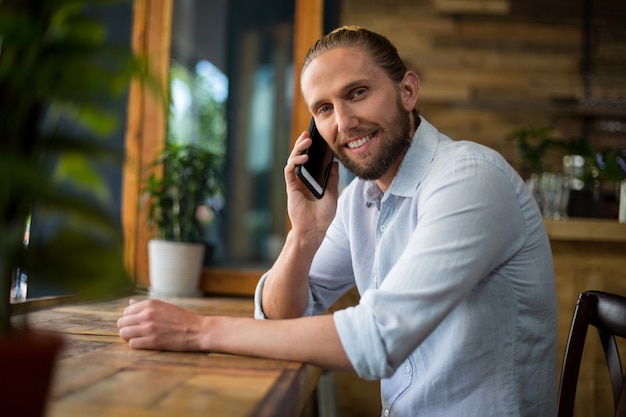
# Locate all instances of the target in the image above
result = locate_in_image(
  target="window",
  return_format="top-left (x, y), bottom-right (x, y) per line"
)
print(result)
top-left (124, 0), bottom-right (324, 294)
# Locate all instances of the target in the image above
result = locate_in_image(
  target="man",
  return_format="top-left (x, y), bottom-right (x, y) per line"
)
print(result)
top-left (118, 26), bottom-right (557, 416)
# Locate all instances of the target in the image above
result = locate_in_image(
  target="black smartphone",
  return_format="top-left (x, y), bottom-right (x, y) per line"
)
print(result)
top-left (296, 117), bottom-right (334, 199)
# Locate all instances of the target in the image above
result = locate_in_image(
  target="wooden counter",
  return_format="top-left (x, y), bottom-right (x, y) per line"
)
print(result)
top-left (20, 296), bottom-right (321, 417)
top-left (544, 217), bottom-right (626, 243)
top-left (547, 218), bottom-right (626, 417)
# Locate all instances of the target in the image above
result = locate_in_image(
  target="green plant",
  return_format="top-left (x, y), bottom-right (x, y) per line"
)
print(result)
top-left (508, 124), bottom-right (625, 190)
top-left (593, 149), bottom-right (626, 184)
top-left (144, 141), bottom-right (223, 243)
top-left (506, 125), bottom-right (567, 174)
top-left (0, 0), bottom-right (157, 336)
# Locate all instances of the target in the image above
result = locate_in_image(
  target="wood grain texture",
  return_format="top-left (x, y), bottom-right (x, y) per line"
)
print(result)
top-left (122, 0), bottom-right (172, 289)
top-left (21, 296), bottom-right (321, 417)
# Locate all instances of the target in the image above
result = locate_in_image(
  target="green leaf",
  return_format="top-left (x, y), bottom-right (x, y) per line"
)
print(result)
top-left (74, 104), bottom-right (120, 136)
top-left (0, 0), bottom-right (164, 335)
top-left (52, 153), bottom-right (112, 203)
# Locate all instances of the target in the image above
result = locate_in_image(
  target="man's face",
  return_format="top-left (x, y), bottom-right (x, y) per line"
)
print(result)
top-left (301, 47), bottom-right (413, 182)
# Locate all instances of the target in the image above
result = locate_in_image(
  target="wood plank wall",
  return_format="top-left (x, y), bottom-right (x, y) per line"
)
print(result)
top-left (553, 240), bottom-right (626, 417)
top-left (340, 0), bottom-right (626, 176)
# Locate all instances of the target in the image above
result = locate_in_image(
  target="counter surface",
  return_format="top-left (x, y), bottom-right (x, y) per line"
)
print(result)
top-left (22, 296), bottom-right (321, 417)
top-left (544, 218), bottom-right (626, 242)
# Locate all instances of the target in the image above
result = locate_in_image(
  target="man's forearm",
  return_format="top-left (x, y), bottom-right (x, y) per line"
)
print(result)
top-left (261, 230), bottom-right (321, 319)
top-left (203, 313), bottom-right (354, 372)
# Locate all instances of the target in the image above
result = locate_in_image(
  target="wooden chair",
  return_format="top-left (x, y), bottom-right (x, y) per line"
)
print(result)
top-left (558, 290), bottom-right (626, 417)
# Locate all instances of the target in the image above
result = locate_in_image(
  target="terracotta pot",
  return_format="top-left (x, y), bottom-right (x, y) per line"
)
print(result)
top-left (148, 239), bottom-right (205, 297)
top-left (0, 329), bottom-right (64, 417)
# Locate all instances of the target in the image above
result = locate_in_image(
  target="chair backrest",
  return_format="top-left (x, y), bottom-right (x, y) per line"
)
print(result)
top-left (558, 290), bottom-right (626, 417)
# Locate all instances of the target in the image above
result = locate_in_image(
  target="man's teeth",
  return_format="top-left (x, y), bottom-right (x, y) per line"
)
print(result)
top-left (347, 135), bottom-right (371, 149)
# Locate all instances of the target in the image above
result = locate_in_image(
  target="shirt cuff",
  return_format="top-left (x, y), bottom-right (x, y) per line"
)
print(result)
top-left (253, 270), bottom-right (318, 319)
top-left (333, 303), bottom-right (394, 380)
top-left (253, 272), bottom-right (269, 319)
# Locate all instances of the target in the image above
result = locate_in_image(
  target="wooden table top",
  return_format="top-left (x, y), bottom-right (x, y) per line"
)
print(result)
top-left (23, 295), bottom-right (321, 417)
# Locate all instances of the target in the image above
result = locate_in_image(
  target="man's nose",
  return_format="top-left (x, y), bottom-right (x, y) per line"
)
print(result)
top-left (334, 104), bottom-right (358, 134)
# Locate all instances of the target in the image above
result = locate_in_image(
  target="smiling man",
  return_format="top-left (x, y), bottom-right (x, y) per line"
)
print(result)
top-left (118, 26), bottom-right (557, 417)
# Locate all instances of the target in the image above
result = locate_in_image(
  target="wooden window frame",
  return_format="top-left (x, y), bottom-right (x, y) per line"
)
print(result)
top-left (122, 0), bottom-right (323, 295)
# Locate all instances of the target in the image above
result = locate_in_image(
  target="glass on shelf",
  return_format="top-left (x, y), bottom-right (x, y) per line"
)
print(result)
top-left (527, 172), bottom-right (570, 220)
top-left (10, 215), bottom-right (30, 303)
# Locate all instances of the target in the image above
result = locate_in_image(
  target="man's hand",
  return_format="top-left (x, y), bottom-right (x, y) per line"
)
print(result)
top-left (285, 130), bottom-right (340, 245)
top-left (117, 299), bottom-right (206, 351)
top-left (258, 131), bottom-right (340, 320)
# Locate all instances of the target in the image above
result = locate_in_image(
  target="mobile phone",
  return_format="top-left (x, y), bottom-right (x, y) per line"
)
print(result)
top-left (296, 117), bottom-right (334, 199)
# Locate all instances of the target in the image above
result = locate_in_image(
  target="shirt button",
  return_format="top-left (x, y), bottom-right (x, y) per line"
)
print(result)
top-left (405, 364), bottom-right (411, 374)
top-left (379, 224), bottom-right (386, 232)
top-left (384, 409), bottom-right (390, 416)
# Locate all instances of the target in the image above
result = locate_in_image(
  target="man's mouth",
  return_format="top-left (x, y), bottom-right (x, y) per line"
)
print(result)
top-left (346, 134), bottom-right (373, 149)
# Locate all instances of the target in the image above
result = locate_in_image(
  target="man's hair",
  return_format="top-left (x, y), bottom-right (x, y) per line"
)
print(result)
top-left (303, 25), bottom-right (420, 126)
top-left (302, 25), bottom-right (408, 84)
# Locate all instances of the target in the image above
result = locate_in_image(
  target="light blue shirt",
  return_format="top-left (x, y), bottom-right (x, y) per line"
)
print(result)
top-left (255, 117), bottom-right (557, 417)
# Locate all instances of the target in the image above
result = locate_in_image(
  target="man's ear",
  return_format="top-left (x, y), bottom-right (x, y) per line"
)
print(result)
top-left (400, 71), bottom-right (419, 111)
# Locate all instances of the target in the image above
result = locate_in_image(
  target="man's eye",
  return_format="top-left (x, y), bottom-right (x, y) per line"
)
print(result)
top-left (318, 105), bottom-right (331, 114)
top-left (353, 88), bottom-right (366, 98)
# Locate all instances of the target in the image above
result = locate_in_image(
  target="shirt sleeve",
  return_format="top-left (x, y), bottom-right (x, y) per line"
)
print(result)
top-left (253, 272), bottom-right (269, 319)
top-left (253, 271), bottom-right (320, 319)
top-left (253, 186), bottom-right (359, 320)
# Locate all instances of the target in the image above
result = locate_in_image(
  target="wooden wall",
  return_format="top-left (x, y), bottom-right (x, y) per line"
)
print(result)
top-left (340, 0), bottom-right (626, 176)
top-left (553, 239), bottom-right (626, 417)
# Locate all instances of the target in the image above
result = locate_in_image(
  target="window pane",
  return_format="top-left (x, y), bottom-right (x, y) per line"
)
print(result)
top-left (170, 0), bottom-right (294, 268)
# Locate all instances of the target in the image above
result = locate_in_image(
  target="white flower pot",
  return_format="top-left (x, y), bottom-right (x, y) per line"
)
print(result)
top-left (148, 239), bottom-right (205, 297)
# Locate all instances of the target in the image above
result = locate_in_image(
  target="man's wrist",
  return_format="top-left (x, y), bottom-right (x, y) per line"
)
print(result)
top-left (286, 227), bottom-right (326, 253)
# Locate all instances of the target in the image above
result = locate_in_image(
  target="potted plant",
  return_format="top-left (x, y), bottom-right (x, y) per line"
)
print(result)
top-left (0, 1), bottom-right (157, 415)
top-left (506, 125), bottom-right (570, 176)
top-left (144, 140), bottom-right (223, 297)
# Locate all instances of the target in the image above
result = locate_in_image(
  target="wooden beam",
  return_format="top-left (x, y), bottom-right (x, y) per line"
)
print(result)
top-left (290, 0), bottom-right (324, 151)
top-left (433, 0), bottom-right (510, 15)
top-left (122, 0), bottom-right (172, 288)
top-left (282, 0), bottom-right (324, 237)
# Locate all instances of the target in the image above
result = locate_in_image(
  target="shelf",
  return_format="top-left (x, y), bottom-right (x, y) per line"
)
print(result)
top-left (574, 105), bottom-right (626, 119)
top-left (544, 217), bottom-right (626, 243)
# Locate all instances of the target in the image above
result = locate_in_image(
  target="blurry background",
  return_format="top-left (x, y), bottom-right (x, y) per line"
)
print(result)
top-left (24, 0), bottom-right (626, 415)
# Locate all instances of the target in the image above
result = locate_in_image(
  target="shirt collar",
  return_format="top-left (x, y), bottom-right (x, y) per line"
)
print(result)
top-left (364, 116), bottom-right (440, 205)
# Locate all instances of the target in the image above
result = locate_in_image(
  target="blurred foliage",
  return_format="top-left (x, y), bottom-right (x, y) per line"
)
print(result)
top-left (144, 141), bottom-right (223, 243)
top-left (0, 0), bottom-right (159, 335)
top-left (506, 126), bottom-right (567, 173)
top-left (507, 125), bottom-right (625, 185)
top-left (594, 148), bottom-right (626, 184)
top-left (168, 61), bottom-right (227, 155)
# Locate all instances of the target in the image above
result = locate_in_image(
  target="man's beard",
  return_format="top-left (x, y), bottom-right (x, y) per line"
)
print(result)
top-left (334, 99), bottom-right (412, 181)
